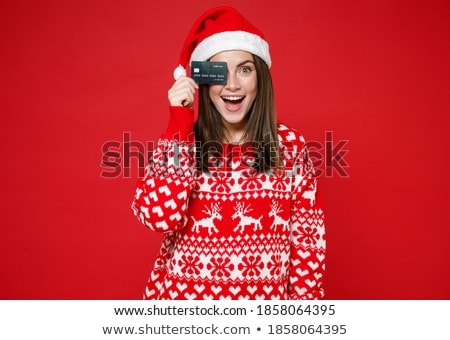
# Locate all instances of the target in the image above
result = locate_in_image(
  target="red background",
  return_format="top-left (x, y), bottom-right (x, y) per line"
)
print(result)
top-left (1, 0), bottom-right (449, 299)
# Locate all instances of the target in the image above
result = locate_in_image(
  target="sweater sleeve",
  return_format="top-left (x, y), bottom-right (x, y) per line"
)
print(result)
top-left (288, 142), bottom-right (326, 300)
top-left (131, 106), bottom-right (196, 233)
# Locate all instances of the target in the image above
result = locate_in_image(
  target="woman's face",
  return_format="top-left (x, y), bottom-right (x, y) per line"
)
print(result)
top-left (208, 50), bottom-right (257, 133)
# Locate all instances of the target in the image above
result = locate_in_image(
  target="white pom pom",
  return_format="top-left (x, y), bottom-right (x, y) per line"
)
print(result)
top-left (173, 65), bottom-right (187, 80)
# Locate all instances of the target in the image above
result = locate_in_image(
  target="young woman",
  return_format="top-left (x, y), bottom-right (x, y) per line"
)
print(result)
top-left (132, 6), bottom-right (326, 299)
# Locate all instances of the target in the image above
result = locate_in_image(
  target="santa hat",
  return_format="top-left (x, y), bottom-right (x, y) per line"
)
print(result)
top-left (173, 6), bottom-right (271, 80)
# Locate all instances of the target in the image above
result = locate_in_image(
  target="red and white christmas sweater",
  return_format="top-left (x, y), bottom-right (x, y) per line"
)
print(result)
top-left (132, 106), bottom-right (326, 300)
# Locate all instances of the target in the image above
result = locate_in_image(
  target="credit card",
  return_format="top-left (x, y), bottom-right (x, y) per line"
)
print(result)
top-left (191, 61), bottom-right (227, 85)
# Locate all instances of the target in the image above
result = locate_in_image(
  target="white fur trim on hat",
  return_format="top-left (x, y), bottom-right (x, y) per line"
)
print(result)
top-left (190, 31), bottom-right (271, 67)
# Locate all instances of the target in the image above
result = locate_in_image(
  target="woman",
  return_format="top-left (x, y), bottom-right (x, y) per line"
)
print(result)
top-left (132, 6), bottom-right (326, 299)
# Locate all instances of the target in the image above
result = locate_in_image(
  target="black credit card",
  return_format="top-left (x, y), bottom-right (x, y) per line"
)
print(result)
top-left (191, 61), bottom-right (227, 85)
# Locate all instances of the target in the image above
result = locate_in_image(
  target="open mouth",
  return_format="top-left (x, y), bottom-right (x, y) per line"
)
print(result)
top-left (221, 96), bottom-right (245, 104)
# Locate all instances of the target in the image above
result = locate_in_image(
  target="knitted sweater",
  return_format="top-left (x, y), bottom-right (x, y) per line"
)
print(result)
top-left (131, 106), bottom-right (326, 299)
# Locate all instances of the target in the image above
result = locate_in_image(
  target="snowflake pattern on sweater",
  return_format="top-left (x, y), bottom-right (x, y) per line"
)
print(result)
top-left (131, 107), bottom-right (325, 300)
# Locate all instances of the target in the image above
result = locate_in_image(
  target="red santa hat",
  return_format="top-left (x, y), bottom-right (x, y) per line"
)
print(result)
top-left (173, 6), bottom-right (271, 80)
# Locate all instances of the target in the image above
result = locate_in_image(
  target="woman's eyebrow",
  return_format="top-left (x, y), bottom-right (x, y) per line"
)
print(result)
top-left (236, 60), bottom-right (255, 67)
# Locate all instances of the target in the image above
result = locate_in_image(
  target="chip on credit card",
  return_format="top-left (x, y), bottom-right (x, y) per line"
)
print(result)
top-left (191, 61), bottom-right (227, 84)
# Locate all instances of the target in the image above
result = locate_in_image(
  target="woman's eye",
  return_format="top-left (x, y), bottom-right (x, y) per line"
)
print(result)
top-left (240, 66), bottom-right (252, 74)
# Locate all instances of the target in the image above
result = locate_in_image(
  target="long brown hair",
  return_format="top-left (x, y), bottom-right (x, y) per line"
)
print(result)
top-left (194, 54), bottom-right (281, 173)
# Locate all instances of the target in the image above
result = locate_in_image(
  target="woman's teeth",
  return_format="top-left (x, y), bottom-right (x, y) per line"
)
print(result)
top-left (222, 96), bottom-right (245, 103)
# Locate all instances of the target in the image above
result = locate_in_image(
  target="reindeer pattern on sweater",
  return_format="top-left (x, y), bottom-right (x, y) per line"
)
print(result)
top-left (132, 108), bottom-right (325, 299)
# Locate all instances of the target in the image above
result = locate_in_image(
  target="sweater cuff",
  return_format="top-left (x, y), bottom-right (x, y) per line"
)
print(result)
top-left (162, 106), bottom-right (195, 142)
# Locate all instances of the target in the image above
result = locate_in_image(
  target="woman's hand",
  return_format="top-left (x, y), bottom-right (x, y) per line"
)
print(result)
top-left (168, 76), bottom-right (199, 108)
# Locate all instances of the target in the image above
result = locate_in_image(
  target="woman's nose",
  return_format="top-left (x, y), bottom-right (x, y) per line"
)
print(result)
top-left (225, 72), bottom-right (240, 91)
